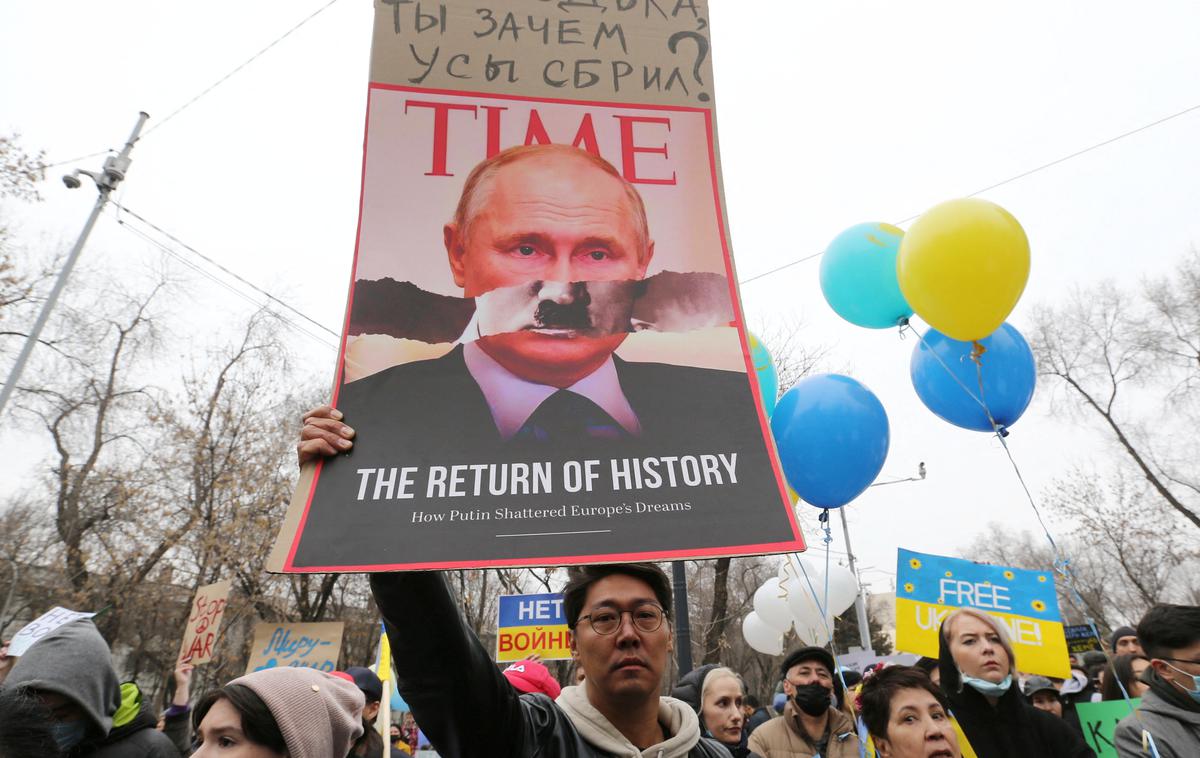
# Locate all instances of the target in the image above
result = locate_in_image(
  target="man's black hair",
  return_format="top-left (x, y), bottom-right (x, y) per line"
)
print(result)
top-left (859, 666), bottom-right (950, 743)
top-left (562, 563), bottom-right (672, 629)
top-left (1137, 604), bottom-right (1200, 659)
top-left (744, 694), bottom-right (761, 709)
top-left (914, 656), bottom-right (939, 676)
top-left (194, 684), bottom-right (287, 753)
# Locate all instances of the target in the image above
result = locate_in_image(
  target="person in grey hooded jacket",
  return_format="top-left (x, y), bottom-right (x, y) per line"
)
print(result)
top-left (1114, 604), bottom-right (1200, 758)
top-left (2, 618), bottom-right (180, 758)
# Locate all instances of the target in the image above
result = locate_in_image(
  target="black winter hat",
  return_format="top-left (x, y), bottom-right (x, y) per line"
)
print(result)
top-left (344, 666), bottom-right (383, 703)
top-left (780, 646), bottom-right (835, 678)
top-left (1110, 626), bottom-right (1138, 651)
top-left (780, 646), bottom-right (843, 708)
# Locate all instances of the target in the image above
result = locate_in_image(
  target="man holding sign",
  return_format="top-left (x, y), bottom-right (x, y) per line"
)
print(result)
top-left (369, 562), bottom-right (729, 758)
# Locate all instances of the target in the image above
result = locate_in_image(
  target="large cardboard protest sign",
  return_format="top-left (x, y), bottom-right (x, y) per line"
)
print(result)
top-left (178, 580), bottom-right (232, 664)
top-left (1076, 699), bottom-right (1140, 758)
top-left (8, 607), bottom-right (96, 657)
top-left (269, 0), bottom-right (802, 572)
top-left (244, 621), bottom-right (345, 674)
top-left (894, 549), bottom-right (1070, 678)
top-left (496, 592), bottom-right (571, 661)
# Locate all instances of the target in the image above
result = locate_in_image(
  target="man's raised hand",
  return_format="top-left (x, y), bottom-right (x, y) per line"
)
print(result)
top-left (297, 405), bottom-right (355, 466)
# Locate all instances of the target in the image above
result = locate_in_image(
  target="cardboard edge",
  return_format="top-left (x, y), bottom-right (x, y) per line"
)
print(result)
top-left (266, 464), bottom-right (317, 573)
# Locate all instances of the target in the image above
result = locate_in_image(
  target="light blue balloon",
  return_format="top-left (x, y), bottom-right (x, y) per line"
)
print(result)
top-left (749, 332), bottom-right (779, 418)
top-left (820, 222), bottom-right (913, 329)
top-left (770, 374), bottom-right (890, 509)
top-left (910, 322), bottom-right (1036, 433)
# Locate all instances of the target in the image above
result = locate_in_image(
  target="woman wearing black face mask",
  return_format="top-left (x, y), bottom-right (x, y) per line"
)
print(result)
top-left (747, 647), bottom-right (860, 758)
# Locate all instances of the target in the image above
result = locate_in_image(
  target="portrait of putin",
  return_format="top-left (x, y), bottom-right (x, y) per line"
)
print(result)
top-left (288, 141), bottom-right (794, 568)
top-left (302, 141), bottom-right (760, 451)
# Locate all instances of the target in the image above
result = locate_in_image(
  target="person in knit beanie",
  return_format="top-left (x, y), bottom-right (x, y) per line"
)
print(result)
top-left (192, 668), bottom-right (364, 758)
top-left (1108, 625), bottom-right (1142, 656)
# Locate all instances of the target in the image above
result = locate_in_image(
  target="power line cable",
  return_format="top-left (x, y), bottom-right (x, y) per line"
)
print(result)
top-left (738, 99), bottom-right (1200, 285)
top-left (140, 0), bottom-right (346, 139)
top-left (110, 210), bottom-right (341, 353)
top-left (85, 96), bottom-right (1200, 362)
top-left (111, 202), bottom-right (340, 340)
top-left (43, 149), bottom-right (113, 170)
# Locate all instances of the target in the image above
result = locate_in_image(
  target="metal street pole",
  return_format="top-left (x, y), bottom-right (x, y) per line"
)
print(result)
top-left (0, 112), bottom-right (149, 418)
top-left (838, 507), bottom-right (874, 653)
top-left (842, 462), bottom-right (926, 653)
top-left (672, 560), bottom-right (693, 675)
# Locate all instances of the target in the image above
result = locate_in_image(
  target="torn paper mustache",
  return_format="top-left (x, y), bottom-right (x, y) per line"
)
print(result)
top-left (348, 271), bottom-right (734, 343)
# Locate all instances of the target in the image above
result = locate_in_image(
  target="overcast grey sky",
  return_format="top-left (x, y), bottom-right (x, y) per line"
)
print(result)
top-left (2, 1), bottom-right (1199, 594)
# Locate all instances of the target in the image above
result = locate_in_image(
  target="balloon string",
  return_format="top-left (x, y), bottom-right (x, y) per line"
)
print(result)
top-left (968, 357), bottom-right (1155, 749)
top-left (902, 325), bottom-right (1154, 749)
top-left (796, 512), bottom-right (866, 758)
top-left (900, 327), bottom-right (1152, 751)
top-left (905, 325), bottom-right (995, 420)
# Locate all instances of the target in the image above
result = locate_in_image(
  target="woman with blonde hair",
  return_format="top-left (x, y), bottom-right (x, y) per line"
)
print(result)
top-left (937, 608), bottom-right (1093, 758)
top-left (670, 664), bottom-right (758, 758)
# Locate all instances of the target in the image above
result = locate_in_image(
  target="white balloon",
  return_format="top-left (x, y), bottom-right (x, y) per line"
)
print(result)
top-left (793, 610), bottom-right (834, 647)
top-left (779, 554), bottom-right (830, 620)
top-left (781, 554), bottom-right (861, 617)
top-left (742, 612), bottom-right (784, 656)
top-left (824, 563), bottom-right (860, 617)
top-left (753, 577), bottom-right (793, 633)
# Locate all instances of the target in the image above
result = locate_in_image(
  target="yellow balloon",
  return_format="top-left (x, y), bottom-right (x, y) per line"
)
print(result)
top-left (897, 198), bottom-right (1030, 341)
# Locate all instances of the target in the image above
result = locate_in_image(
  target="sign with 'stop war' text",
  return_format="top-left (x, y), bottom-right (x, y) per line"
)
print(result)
top-left (178, 580), bottom-right (232, 664)
top-left (268, 0), bottom-right (804, 573)
top-left (894, 549), bottom-right (1070, 678)
top-left (497, 593), bottom-right (571, 662)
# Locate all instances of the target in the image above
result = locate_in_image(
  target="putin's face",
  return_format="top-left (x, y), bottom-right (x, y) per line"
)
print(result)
top-left (446, 154), bottom-right (653, 387)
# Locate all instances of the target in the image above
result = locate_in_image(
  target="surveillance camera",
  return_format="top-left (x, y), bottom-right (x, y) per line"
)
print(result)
top-left (62, 173), bottom-right (82, 189)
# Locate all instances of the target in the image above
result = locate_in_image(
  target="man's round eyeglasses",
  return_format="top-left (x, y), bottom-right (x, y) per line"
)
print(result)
top-left (578, 604), bottom-right (666, 635)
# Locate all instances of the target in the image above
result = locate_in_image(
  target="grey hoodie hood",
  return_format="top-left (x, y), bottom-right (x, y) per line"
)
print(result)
top-left (4, 618), bottom-right (120, 737)
top-left (556, 683), bottom-right (701, 758)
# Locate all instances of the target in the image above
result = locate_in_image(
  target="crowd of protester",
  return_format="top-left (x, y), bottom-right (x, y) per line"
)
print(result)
top-left (0, 560), bottom-right (1197, 758)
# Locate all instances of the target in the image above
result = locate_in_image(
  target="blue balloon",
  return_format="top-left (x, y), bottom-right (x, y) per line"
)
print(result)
top-left (770, 374), bottom-right (890, 509)
top-left (820, 222), bottom-right (913, 329)
top-left (910, 322), bottom-right (1036, 433)
top-left (749, 332), bottom-right (779, 418)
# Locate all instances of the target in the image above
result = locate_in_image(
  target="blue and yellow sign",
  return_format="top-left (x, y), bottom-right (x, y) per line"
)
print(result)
top-left (895, 549), bottom-right (1069, 678)
top-left (496, 593), bottom-right (572, 662)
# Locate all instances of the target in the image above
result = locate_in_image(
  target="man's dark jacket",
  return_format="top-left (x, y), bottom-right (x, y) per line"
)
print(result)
top-left (371, 571), bottom-right (731, 758)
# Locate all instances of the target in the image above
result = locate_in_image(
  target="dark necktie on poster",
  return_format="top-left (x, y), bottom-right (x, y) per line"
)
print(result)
top-left (514, 390), bottom-right (627, 442)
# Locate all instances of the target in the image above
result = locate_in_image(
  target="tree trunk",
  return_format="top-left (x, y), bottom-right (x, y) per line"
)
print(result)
top-left (701, 557), bottom-right (731, 664)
